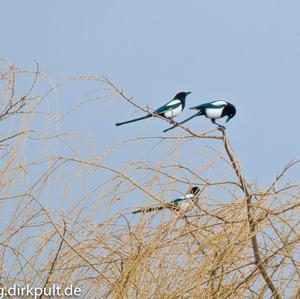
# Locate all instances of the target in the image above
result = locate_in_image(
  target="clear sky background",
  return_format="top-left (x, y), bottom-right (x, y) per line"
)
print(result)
top-left (1, 0), bottom-right (300, 196)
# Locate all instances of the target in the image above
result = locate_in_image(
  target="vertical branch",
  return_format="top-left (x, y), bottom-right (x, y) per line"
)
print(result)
top-left (38, 220), bottom-right (66, 299)
top-left (220, 129), bottom-right (281, 299)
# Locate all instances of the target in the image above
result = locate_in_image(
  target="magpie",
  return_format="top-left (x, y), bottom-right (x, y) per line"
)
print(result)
top-left (115, 92), bottom-right (191, 126)
top-left (163, 100), bottom-right (236, 132)
top-left (132, 186), bottom-right (200, 214)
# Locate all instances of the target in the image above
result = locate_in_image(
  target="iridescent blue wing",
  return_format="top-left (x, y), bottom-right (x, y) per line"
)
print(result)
top-left (191, 100), bottom-right (227, 110)
top-left (154, 99), bottom-right (182, 114)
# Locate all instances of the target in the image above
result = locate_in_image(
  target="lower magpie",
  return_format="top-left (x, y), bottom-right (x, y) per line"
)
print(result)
top-left (163, 100), bottom-right (236, 132)
top-left (132, 186), bottom-right (200, 214)
top-left (115, 92), bottom-right (191, 126)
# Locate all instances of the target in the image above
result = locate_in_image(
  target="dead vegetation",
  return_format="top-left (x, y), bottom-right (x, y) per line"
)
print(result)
top-left (0, 61), bottom-right (299, 298)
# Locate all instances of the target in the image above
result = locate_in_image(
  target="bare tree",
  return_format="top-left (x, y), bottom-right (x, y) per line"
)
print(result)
top-left (0, 61), bottom-right (299, 298)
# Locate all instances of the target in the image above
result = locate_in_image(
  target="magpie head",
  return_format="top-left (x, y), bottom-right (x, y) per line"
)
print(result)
top-left (174, 91), bottom-right (191, 100)
top-left (225, 103), bottom-right (236, 122)
top-left (190, 186), bottom-right (200, 196)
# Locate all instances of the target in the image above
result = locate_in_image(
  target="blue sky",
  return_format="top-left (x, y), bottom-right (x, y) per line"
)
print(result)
top-left (1, 0), bottom-right (300, 196)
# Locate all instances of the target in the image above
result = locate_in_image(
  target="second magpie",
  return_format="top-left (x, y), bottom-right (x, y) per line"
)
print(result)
top-left (163, 100), bottom-right (236, 132)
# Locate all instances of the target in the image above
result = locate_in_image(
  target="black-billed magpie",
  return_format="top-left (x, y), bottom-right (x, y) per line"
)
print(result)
top-left (115, 92), bottom-right (191, 126)
top-left (163, 100), bottom-right (236, 132)
top-left (132, 186), bottom-right (200, 214)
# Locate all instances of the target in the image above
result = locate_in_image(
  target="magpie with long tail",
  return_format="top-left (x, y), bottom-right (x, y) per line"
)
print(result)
top-left (132, 186), bottom-right (200, 214)
top-left (115, 92), bottom-right (191, 127)
top-left (163, 100), bottom-right (236, 132)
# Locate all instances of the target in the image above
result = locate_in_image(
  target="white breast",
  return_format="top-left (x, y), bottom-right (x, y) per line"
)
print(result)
top-left (205, 107), bottom-right (224, 119)
top-left (164, 104), bottom-right (183, 118)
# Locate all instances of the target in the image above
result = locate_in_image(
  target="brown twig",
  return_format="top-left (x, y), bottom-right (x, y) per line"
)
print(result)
top-left (39, 220), bottom-right (67, 299)
top-left (220, 128), bottom-right (281, 299)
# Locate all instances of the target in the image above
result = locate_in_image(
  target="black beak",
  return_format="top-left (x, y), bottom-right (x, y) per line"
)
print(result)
top-left (185, 92), bottom-right (191, 96)
top-left (226, 116), bottom-right (231, 123)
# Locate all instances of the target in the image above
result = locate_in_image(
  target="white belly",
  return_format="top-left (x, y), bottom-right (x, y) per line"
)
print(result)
top-left (205, 107), bottom-right (223, 119)
top-left (164, 105), bottom-right (183, 118)
top-left (178, 200), bottom-right (193, 212)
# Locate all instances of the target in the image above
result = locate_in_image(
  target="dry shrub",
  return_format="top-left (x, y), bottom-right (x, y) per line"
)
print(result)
top-left (0, 61), bottom-right (299, 298)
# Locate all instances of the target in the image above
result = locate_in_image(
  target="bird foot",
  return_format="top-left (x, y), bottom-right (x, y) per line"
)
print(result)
top-left (217, 125), bottom-right (226, 131)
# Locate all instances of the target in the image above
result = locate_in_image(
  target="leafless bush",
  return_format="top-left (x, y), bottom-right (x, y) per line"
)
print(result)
top-left (0, 61), bottom-right (299, 298)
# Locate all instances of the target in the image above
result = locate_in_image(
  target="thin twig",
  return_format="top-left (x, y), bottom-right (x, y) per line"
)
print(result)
top-left (39, 220), bottom-right (67, 299)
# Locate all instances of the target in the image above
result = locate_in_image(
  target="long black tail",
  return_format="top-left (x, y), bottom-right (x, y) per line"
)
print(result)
top-left (132, 205), bottom-right (164, 214)
top-left (115, 114), bottom-right (151, 126)
top-left (163, 111), bottom-right (203, 133)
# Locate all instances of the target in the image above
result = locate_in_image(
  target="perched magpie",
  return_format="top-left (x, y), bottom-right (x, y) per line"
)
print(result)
top-left (163, 100), bottom-right (236, 132)
top-left (132, 186), bottom-right (200, 214)
top-left (115, 92), bottom-right (191, 126)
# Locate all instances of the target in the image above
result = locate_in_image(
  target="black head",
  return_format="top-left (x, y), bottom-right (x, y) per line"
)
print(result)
top-left (174, 91), bottom-right (191, 100)
top-left (190, 186), bottom-right (200, 196)
top-left (224, 103), bottom-right (236, 122)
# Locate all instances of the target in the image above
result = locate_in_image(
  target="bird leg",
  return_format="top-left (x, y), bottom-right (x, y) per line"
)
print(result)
top-left (170, 119), bottom-right (178, 125)
top-left (212, 119), bottom-right (226, 130)
top-left (160, 114), bottom-right (178, 126)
